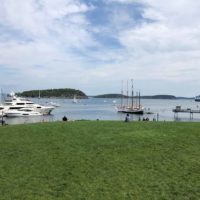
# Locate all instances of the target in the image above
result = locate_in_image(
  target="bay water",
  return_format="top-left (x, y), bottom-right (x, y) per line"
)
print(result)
top-left (3, 97), bottom-right (200, 125)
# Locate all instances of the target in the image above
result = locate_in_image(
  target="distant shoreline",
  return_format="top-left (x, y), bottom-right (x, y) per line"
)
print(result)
top-left (92, 94), bottom-right (194, 100)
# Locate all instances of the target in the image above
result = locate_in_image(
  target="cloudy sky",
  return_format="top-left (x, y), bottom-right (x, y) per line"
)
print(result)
top-left (0, 0), bottom-right (200, 96)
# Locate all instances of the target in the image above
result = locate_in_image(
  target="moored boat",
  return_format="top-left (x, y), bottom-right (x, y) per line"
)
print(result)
top-left (3, 92), bottom-right (55, 115)
top-left (121, 106), bottom-right (144, 114)
top-left (116, 79), bottom-right (144, 114)
top-left (72, 95), bottom-right (78, 103)
top-left (5, 108), bottom-right (42, 117)
top-left (195, 95), bottom-right (200, 102)
top-left (48, 102), bottom-right (60, 107)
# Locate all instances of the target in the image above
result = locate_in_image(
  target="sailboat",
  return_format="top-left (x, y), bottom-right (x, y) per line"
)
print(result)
top-left (116, 79), bottom-right (144, 114)
top-left (72, 95), bottom-right (78, 104)
top-left (38, 90), bottom-right (41, 99)
top-left (122, 91), bottom-right (144, 114)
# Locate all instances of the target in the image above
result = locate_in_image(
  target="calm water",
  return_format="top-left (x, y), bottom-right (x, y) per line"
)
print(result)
top-left (3, 97), bottom-right (200, 125)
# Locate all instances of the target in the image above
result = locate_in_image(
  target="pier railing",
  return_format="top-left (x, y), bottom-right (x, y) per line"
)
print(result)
top-left (173, 106), bottom-right (200, 119)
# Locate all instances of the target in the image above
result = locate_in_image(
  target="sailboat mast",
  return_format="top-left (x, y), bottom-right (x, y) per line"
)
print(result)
top-left (121, 80), bottom-right (124, 108)
top-left (136, 91), bottom-right (138, 108)
top-left (0, 88), bottom-right (2, 103)
top-left (127, 80), bottom-right (129, 107)
top-left (131, 79), bottom-right (134, 108)
top-left (0, 88), bottom-right (5, 103)
top-left (139, 91), bottom-right (141, 108)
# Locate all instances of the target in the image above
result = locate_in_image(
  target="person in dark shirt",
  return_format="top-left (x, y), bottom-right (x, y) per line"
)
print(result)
top-left (125, 114), bottom-right (130, 122)
top-left (62, 116), bottom-right (68, 121)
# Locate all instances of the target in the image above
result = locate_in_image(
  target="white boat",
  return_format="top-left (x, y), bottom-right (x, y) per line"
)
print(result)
top-left (72, 95), bottom-right (78, 104)
top-left (2, 92), bottom-right (54, 115)
top-left (195, 95), bottom-right (200, 102)
top-left (48, 102), bottom-right (60, 107)
top-left (5, 108), bottom-right (42, 117)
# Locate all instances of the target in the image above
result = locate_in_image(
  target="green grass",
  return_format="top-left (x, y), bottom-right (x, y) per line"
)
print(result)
top-left (0, 121), bottom-right (200, 200)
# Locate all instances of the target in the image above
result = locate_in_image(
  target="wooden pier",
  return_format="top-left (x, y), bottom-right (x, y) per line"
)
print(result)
top-left (173, 106), bottom-right (200, 119)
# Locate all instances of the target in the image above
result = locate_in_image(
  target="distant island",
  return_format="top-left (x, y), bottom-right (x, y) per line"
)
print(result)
top-left (141, 95), bottom-right (176, 99)
top-left (94, 94), bottom-right (192, 99)
top-left (17, 88), bottom-right (88, 99)
top-left (94, 94), bottom-right (125, 98)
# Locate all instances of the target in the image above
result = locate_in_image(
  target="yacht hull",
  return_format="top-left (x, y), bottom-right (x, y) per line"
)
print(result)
top-left (34, 106), bottom-right (54, 115)
top-left (122, 110), bottom-right (144, 114)
top-left (5, 112), bottom-right (42, 117)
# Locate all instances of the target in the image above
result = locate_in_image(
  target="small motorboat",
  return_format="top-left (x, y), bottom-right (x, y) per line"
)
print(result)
top-left (48, 102), bottom-right (60, 107)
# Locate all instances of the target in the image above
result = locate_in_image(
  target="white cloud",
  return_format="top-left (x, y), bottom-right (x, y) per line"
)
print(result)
top-left (112, 0), bottom-right (200, 86)
top-left (0, 0), bottom-right (94, 42)
top-left (1, 0), bottom-right (200, 96)
top-left (106, 0), bottom-right (139, 4)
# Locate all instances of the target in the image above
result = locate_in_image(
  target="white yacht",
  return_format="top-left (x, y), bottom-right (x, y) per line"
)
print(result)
top-left (3, 92), bottom-right (54, 115)
top-left (5, 108), bottom-right (42, 117)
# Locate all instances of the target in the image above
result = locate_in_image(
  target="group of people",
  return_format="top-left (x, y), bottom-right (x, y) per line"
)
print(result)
top-left (63, 114), bottom-right (156, 122)
top-left (141, 117), bottom-right (150, 121)
top-left (125, 114), bottom-right (156, 122)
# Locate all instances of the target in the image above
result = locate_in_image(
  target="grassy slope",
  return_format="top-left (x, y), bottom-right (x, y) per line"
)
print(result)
top-left (0, 121), bottom-right (200, 200)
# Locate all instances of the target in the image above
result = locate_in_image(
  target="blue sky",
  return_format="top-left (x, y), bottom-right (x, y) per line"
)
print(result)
top-left (0, 0), bottom-right (200, 96)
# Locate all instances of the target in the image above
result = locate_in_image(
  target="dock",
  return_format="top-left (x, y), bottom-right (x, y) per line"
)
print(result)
top-left (173, 106), bottom-right (200, 119)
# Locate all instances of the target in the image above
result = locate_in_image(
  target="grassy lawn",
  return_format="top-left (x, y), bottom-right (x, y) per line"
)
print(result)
top-left (0, 121), bottom-right (200, 200)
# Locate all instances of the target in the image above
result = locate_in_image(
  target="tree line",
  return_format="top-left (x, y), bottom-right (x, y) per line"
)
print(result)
top-left (17, 88), bottom-right (87, 98)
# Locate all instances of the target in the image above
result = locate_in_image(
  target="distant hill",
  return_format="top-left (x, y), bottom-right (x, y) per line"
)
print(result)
top-left (93, 94), bottom-right (190, 99)
top-left (141, 95), bottom-right (176, 99)
top-left (17, 88), bottom-right (88, 99)
top-left (94, 94), bottom-right (127, 98)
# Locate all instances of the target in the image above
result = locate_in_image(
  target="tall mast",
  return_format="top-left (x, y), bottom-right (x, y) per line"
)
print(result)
top-left (136, 91), bottom-right (138, 108)
top-left (121, 80), bottom-right (124, 108)
top-left (131, 79), bottom-right (134, 108)
top-left (127, 80), bottom-right (129, 107)
top-left (139, 90), bottom-right (141, 108)
top-left (0, 88), bottom-right (2, 104)
top-left (0, 88), bottom-right (5, 103)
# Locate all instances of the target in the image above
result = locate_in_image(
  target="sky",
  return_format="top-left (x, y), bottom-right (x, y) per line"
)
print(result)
top-left (0, 0), bottom-right (200, 96)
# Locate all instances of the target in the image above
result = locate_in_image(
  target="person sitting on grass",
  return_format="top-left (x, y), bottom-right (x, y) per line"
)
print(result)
top-left (62, 116), bottom-right (68, 122)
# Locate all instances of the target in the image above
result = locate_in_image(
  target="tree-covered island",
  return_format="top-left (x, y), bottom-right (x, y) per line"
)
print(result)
top-left (94, 94), bottom-right (186, 99)
top-left (17, 88), bottom-right (88, 99)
